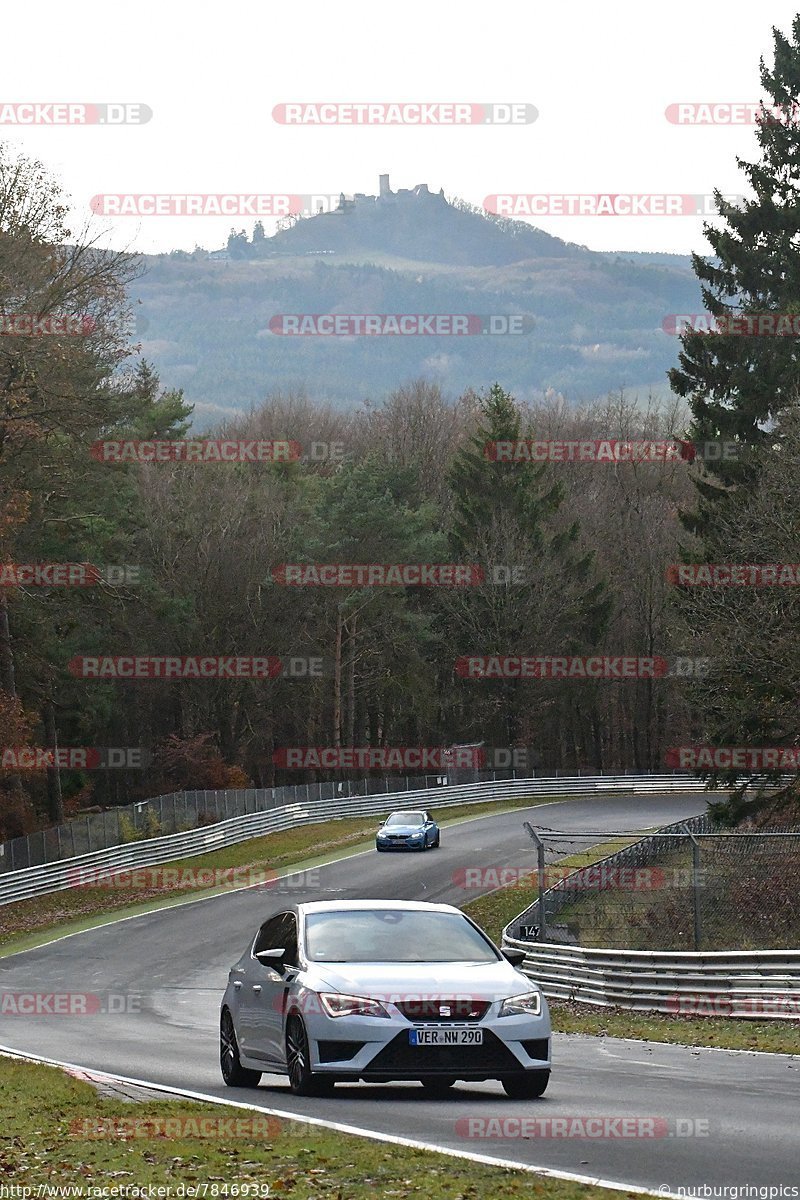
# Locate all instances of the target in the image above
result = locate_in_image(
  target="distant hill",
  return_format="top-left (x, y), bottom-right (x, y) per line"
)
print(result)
top-left (262, 179), bottom-right (584, 266)
top-left (130, 176), bottom-right (701, 422)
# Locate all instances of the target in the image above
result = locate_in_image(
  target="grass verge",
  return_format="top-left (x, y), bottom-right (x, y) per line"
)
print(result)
top-left (0, 795), bottom-right (555, 957)
top-left (548, 1000), bottom-right (800, 1055)
top-left (0, 1054), bottom-right (639, 1198)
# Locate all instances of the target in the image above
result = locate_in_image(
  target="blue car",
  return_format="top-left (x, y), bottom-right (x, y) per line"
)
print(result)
top-left (376, 809), bottom-right (440, 852)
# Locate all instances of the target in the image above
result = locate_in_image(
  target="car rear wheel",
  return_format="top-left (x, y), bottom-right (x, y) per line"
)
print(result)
top-left (420, 1075), bottom-right (456, 1095)
top-left (286, 1015), bottom-right (335, 1096)
top-left (220, 1008), bottom-right (262, 1088)
top-left (501, 1070), bottom-right (550, 1099)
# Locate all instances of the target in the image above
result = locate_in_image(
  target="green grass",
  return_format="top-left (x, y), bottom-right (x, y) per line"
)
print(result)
top-left (549, 1000), bottom-right (800, 1055)
top-left (0, 795), bottom-right (556, 957)
top-left (0, 1054), bottom-right (638, 1198)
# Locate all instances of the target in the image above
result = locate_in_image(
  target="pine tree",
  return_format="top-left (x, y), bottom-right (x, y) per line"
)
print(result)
top-left (670, 17), bottom-right (800, 517)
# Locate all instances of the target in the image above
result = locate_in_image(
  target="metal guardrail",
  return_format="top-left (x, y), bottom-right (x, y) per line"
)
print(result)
top-left (0, 773), bottom-right (706, 908)
top-left (503, 936), bottom-right (800, 1018)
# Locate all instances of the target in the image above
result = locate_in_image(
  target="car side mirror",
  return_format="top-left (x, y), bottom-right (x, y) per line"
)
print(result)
top-left (502, 948), bottom-right (527, 967)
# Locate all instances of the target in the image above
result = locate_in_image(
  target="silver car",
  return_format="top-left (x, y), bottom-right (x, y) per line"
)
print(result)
top-left (220, 899), bottom-right (551, 1098)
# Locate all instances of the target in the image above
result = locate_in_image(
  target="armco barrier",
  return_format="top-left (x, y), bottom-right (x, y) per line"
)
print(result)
top-left (0, 773), bottom-right (706, 908)
top-left (501, 936), bottom-right (800, 1018)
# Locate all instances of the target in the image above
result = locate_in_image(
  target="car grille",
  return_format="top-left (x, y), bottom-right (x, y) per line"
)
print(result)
top-left (364, 1030), bottom-right (521, 1076)
top-left (395, 999), bottom-right (490, 1022)
top-left (521, 1037), bottom-right (550, 1061)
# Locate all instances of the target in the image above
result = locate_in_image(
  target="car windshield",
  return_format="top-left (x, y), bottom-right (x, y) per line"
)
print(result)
top-left (304, 910), bottom-right (500, 963)
top-left (385, 811), bottom-right (425, 826)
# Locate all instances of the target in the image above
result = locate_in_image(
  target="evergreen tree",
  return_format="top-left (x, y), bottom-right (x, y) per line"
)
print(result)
top-left (446, 384), bottom-right (609, 747)
top-left (670, 17), bottom-right (800, 520)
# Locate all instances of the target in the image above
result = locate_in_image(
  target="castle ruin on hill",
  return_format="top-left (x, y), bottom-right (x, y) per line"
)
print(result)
top-left (331, 174), bottom-right (446, 214)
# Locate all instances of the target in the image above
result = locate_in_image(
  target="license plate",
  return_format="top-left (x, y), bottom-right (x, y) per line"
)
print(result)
top-left (409, 1028), bottom-right (484, 1046)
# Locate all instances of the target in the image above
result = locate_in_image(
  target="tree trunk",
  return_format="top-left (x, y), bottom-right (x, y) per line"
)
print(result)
top-left (346, 612), bottom-right (357, 747)
top-left (0, 594), bottom-right (16, 696)
top-left (333, 607), bottom-right (343, 746)
top-left (44, 699), bottom-right (64, 823)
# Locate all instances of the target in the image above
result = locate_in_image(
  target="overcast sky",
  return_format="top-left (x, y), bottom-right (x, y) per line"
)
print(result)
top-left (3, 1), bottom-right (798, 257)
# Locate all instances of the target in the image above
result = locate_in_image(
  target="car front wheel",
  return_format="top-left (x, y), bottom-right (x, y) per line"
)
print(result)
top-left (286, 1015), bottom-right (335, 1096)
top-left (501, 1070), bottom-right (550, 1099)
top-left (220, 1008), bottom-right (262, 1088)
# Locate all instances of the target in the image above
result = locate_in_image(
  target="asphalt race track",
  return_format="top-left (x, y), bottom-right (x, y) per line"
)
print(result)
top-left (2, 793), bottom-right (798, 1192)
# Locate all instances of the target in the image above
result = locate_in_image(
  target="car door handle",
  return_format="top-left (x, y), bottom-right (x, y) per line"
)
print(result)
top-left (252, 985), bottom-right (262, 994)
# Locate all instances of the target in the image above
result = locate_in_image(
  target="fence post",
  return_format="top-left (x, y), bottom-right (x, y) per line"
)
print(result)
top-left (523, 822), bottom-right (548, 942)
top-left (683, 825), bottom-right (702, 951)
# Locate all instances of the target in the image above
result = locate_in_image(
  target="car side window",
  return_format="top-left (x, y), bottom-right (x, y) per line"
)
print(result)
top-left (275, 913), bottom-right (299, 966)
top-left (253, 914), bottom-right (286, 956)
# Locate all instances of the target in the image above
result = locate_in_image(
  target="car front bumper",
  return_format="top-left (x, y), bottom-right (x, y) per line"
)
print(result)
top-left (300, 1008), bottom-right (551, 1080)
top-left (376, 838), bottom-right (427, 850)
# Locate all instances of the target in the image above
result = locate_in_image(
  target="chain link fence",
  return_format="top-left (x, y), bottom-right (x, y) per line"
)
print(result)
top-left (509, 817), bottom-right (800, 952)
top-left (0, 772), bottom-right (462, 873)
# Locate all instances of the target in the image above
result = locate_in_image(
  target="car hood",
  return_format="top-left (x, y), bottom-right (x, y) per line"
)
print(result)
top-left (305, 959), bottom-right (534, 1000)
top-left (378, 825), bottom-right (425, 834)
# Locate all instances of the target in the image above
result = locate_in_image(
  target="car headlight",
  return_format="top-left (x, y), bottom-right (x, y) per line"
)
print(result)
top-left (409, 832), bottom-right (424, 839)
top-left (498, 990), bottom-right (542, 1017)
top-left (319, 992), bottom-right (391, 1019)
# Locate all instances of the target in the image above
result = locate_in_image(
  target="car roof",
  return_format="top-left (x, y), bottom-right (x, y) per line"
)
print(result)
top-left (296, 899), bottom-right (459, 915)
